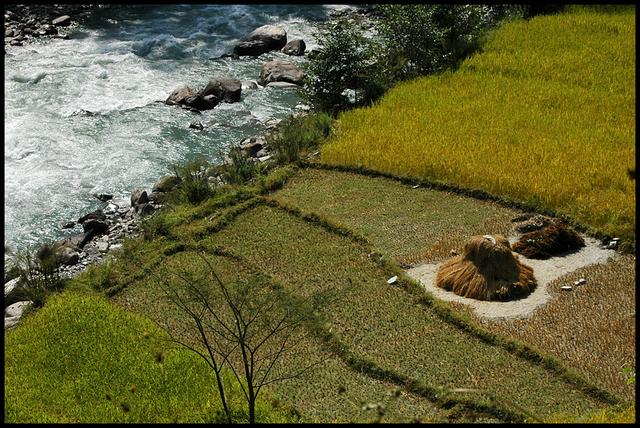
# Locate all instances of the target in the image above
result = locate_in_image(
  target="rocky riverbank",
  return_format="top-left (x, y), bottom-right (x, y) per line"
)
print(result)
top-left (3, 11), bottom-right (335, 330)
top-left (4, 4), bottom-right (109, 47)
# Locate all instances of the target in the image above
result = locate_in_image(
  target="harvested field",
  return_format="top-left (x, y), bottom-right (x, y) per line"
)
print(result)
top-left (273, 167), bottom-right (517, 264)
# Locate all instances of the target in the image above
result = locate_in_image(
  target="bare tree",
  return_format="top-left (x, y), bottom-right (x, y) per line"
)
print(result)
top-left (153, 251), bottom-right (317, 424)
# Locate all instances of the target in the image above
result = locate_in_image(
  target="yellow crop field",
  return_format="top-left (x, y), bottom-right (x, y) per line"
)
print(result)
top-left (321, 6), bottom-right (635, 243)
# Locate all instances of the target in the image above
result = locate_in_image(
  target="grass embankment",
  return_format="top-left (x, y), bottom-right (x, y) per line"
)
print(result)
top-left (3, 292), bottom-right (292, 423)
top-left (320, 6), bottom-right (636, 247)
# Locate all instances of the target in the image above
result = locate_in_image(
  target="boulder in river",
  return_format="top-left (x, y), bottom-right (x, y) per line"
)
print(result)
top-left (282, 39), bottom-right (306, 56)
top-left (185, 94), bottom-right (218, 111)
top-left (82, 219), bottom-right (109, 236)
top-left (77, 209), bottom-right (106, 224)
top-left (52, 15), bottom-right (71, 26)
top-left (200, 77), bottom-right (242, 103)
top-left (166, 86), bottom-right (194, 105)
top-left (233, 25), bottom-right (287, 57)
top-left (258, 59), bottom-right (304, 86)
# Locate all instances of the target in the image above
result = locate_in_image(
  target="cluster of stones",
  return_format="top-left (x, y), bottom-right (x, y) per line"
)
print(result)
top-left (4, 4), bottom-right (105, 48)
top-left (165, 25), bottom-right (307, 113)
top-left (3, 175), bottom-right (183, 329)
top-left (52, 179), bottom-right (181, 275)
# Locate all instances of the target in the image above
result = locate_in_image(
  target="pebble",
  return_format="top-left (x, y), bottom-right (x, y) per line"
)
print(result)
top-left (561, 285), bottom-right (573, 291)
top-left (5, 300), bottom-right (31, 318)
top-left (387, 276), bottom-right (398, 285)
top-left (573, 278), bottom-right (587, 286)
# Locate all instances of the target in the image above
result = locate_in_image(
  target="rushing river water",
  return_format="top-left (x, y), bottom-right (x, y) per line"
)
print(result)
top-left (4, 4), bottom-right (352, 251)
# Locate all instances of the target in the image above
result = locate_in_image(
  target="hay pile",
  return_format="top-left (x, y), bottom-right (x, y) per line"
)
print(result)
top-left (512, 219), bottom-right (585, 259)
top-left (435, 234), bottom-right (536, 301)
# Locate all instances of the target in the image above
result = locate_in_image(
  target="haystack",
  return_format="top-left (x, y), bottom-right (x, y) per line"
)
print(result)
top-left (512, 219), bottom-right (584, 259)
top-left (435, 234), bottom-right (536, 301)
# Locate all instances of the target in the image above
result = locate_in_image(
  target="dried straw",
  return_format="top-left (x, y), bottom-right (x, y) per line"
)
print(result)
top-left (436, 234), bottom-right (536, 301)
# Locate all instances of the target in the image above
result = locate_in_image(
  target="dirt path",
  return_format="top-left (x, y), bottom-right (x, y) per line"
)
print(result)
top-left (406, 236), bottom-right (617, 320)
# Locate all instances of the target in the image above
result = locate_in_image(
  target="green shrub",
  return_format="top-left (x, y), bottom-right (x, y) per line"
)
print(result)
top-left (302, 17), bottom-right (386, 115)
top-left (13, 243), bottom-right (65, 308)
top-left (84, 259), bottom-right (116, 291)
top-left (267, 113), bottom-right (334, 164)
top-left (221, 146), bottom-right (264, 185)
top-left (303, 6), bottom-right (525, 115)
top-left (171, 156), bottom-right (215, 204)
top-left (141, 211), bottom-right (173, 240)
top-left (374, 5), bottom-right (515, 80)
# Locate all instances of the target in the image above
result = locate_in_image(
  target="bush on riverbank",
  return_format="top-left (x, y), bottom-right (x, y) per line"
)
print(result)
top-left (171, 156), bottom-right (215, 205)
top-left (10, 243), bottom-right (66, 308)
top-left (268, 113), bottom-right (334, 164)
top-left (303, 5), bottom-right (525, 115)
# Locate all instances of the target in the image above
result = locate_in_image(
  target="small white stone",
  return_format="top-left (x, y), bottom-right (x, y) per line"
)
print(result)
top-left (574, 278), bottom-right (587, 286)
top-left (387, 276), bottom-right (398, 285)
top-left (5, 301), bottom-right (31, 318)
top-left (561, 285), bottom-right (573, 291)
top-left (96, 241), bottom-right (109, 253)
top-left (412, 184), bottom-right (420, 189)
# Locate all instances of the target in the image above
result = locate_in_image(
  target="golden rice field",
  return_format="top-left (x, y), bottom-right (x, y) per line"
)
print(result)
top-left (321, 6), bottom-right (635, 245)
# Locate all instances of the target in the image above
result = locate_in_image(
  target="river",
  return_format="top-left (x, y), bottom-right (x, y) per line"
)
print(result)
top-left (4, 4), bottom-right (353, 251)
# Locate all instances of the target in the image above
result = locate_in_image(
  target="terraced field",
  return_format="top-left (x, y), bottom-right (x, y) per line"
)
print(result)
top-left (107, 175), bottom-right (624, 422)
top-left (7, 165), bottom-right (633, 422)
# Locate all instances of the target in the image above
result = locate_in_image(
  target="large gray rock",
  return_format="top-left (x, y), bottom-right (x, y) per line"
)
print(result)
top-left (59, 233), bottom-right (89, 251)
top-left (259, 59), bottom-right (304, 86)
top-left (52, 15), bottom-right (71, 26)
top-left (265, 81), bottom-right (299, 89)
top-left (78, 209), bottom-right (106, 224)
top-left (135, 203), bottom-right (155, 216)
top-left (130, 188), bottom-right (149, 206)
top-left (282, 39), bottom-right (306, 56)
top-left (5, 316), bottom-right (20, 329)
top-left (166, 86), bottom-right (194, 105)
top-left (58, 246), bottom-right (79, 266)
top-left (200, 77), bottom-right (242, 103)
top-left (152, 175), bottom-right (181, 193)
top-left (233, 25), bottom-right (287, 57)
top-left (185, 94), bottom-right (218, 111)
top-left (239, 136), bottom-right (267, 158)
top-left (82, 219), bottom-right (109, 236)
